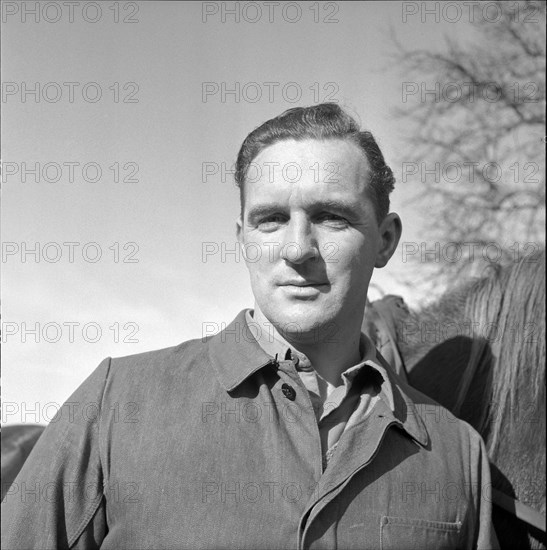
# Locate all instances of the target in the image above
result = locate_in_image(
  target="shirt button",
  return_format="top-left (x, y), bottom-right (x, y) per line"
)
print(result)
top-left (281, 383), bottom-right (296, 401)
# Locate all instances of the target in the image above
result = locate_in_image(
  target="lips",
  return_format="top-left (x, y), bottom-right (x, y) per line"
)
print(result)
top-left (279, 280), bottom-right (329, 287)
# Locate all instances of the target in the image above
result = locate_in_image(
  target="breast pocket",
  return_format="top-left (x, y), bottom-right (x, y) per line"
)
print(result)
top-left (380, 516), bottom-right (462, 550)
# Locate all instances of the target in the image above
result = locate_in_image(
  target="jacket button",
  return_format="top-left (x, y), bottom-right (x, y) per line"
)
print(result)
top-left (281, 383), bottom-right (296, 401)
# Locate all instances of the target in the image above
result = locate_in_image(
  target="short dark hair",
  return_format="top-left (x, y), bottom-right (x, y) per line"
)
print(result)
top-left (234, 103), bottom-right (395, 223)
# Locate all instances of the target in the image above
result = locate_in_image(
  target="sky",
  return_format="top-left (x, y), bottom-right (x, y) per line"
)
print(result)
top-left (1, 1), bottom-right (489, 423)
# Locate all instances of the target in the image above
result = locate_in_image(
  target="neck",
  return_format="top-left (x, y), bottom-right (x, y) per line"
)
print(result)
top-left (252, 304), bottom-right (363, 386)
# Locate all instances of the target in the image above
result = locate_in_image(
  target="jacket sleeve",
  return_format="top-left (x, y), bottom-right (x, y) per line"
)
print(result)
top-left (1, 358), bottom-right (112, 550)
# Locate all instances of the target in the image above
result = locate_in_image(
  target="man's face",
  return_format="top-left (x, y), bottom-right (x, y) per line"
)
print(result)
top-left (237, 138), bottom-right (393, 341)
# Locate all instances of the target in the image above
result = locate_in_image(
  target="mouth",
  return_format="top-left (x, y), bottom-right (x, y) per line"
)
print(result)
top-left (278, 281), bottom-right (331, 299)
top-left (279, 281), bottom-right (329, 288)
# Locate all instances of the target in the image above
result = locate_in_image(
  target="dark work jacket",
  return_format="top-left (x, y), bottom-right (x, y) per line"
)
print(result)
top-left (1, 310), bottom-right (499, 549)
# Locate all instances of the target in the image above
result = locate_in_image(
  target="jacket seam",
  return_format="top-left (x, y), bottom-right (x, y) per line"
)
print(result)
top-left (67, 494), bottom-right (106, 548)
top-left (67, 357), bottom-right (112, 548)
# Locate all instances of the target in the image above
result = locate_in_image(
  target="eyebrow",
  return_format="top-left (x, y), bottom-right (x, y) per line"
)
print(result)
top-left (315, 199), bottom-right (362, 218)
top-left (246, 199), bottom-right (362, 222)
top-left (246, 204), bottom-right (280, 221)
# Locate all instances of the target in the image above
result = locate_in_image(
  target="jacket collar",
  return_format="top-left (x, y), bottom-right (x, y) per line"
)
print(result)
top-left (371, 352), bottom-right (430, 447)
top-left (207, 309), bottom-right (429, 447)
top-left (207, 309), bottom-right (275, 391)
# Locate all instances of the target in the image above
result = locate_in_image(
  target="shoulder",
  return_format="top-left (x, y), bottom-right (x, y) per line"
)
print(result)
top-left (399, 377), bottom-right (487, 458)
top-left (103, 336), bottom-right (212, 386)
top-left (111, 337), bottom-right (206, 369)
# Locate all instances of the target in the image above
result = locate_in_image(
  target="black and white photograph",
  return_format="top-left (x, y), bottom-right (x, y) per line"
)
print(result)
top-left (1, 1), bottom-right (545, 548)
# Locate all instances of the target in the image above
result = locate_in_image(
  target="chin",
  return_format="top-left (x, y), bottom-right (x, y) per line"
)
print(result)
top-left (266, 302), bottom-right (340, 337)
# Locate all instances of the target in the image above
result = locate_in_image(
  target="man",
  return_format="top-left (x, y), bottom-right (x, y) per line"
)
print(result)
top-left (2, 103), bottom-right (498, 549)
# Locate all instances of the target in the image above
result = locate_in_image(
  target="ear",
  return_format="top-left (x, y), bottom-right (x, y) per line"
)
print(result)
top-left (375, 213), bottom-right (402, 268)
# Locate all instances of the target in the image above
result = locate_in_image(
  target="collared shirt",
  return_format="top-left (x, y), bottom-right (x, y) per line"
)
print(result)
top-left (245, 310), bottom-right (393, 469)
top-left (2, 310), bottom-right (499, 550)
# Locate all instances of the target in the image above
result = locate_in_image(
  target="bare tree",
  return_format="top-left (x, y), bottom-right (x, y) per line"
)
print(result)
top-left (393, 0), bottom-right (545, 293)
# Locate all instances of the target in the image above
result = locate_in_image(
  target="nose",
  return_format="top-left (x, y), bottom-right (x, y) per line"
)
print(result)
top-left (281, 216), bottom-right (318, 264)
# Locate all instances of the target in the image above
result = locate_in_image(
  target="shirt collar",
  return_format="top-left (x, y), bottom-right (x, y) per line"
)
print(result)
top-left (207, 309), bottom-right (429, 447)
top-left (244, 309), bottom-right (389, 399)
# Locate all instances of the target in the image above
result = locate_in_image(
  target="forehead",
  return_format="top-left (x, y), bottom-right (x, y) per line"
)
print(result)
top-left (246, 138), bottom-right (370, 198)
top-left (253, 138), bottom-right (367, 175)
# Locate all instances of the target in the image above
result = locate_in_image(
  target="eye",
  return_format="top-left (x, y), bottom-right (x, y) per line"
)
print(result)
top-left (257, 214), bottom-right (286, 231)
top-left (316, 213), bottom-right (348, 226)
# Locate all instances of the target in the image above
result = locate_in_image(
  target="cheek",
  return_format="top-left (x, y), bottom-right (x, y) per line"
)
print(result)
top-left (326, 239), bottom-right (371, 274)
top-left (246, 257), bottom-right (272, 284)
top-left (242, 240), bottom-right (270, 267)
top-left (242, 233), bottom-right (280, 265)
